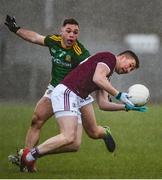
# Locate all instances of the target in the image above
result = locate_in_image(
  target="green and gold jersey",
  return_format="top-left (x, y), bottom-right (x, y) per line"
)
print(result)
top-left (44, 34), bottom-right (90, 87)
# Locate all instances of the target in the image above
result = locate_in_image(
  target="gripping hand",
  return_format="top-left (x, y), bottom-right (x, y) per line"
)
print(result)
top-left (4, 15), bottom-right (20, 33)
top-left (115, 92), bottom-right (134, 106)
top-left (125, 104), bottom-right (148, 112)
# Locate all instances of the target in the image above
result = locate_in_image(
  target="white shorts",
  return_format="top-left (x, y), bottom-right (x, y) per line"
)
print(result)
top-left (50, 84), bottom-right (94, 123)
top-left (43, 84), bottom-right (55, 99)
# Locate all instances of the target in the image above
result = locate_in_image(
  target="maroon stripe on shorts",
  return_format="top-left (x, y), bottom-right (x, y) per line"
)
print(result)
top-left (64, 88), bottom-right (71, 111)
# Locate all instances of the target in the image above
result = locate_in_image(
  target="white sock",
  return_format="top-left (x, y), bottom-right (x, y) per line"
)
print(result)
top-left (26, 152), bottom-right (35, 161)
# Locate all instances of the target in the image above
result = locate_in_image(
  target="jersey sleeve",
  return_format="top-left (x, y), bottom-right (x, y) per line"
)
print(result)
top-left (102, 53), bottom-right (116, 75)
top-left (92, 52), bottom-right (116, 76)
top-left (44, 34), bottom-right (61, 47)
top-left (44, 35), bottom-right (53, 47)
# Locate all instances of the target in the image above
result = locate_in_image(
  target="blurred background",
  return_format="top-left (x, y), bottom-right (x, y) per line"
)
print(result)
top-left (0, 0), bottom-right (162, 103)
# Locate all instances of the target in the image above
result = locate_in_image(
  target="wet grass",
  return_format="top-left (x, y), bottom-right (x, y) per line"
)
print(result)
top-left (0, 103), bottom-right (162, 179)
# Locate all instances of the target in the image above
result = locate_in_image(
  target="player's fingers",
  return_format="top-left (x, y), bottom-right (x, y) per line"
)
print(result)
top-left (6, 15), bottom-right (11, 22)
top-left (126, 100), bottom-right (134, 106)
top-left (140, 106), bottom-right (148, 112)
top-left (13, 16), bottom-right (16, 22)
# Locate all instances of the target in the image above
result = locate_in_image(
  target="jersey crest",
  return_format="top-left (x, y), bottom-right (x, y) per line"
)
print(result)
top-left (65, 54), bottom-right (71, 62)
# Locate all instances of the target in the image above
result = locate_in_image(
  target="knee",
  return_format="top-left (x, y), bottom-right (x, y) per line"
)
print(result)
top-left (70, 140), bottom-right (81, 152)
top-left (63, 132), bottom-right (77, 145)
top-left (69, 145), bottom-right (80, 152)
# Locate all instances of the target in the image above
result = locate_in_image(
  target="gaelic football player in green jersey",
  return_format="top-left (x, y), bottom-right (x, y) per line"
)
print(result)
top-left (5, 15), bottom-right (94, 171)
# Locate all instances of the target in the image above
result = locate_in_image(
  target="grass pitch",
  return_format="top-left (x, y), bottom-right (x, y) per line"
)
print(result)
top-left (0, 103), bottom-right (162, 179)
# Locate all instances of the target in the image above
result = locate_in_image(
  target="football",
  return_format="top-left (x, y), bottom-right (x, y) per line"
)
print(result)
top-left (128, 84), bottom-right (150, 106)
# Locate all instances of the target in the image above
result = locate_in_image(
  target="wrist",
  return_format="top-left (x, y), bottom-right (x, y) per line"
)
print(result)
top-left (13, 26), bottom-right (21, 33)
top-left (115, 92), bottom-right (121, 100)
top-left (125, 104), bottom-right (129, 111)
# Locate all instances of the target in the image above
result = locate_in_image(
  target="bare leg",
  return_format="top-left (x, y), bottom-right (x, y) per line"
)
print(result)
top-left (37, 116), bottom-right (78, 156)
top-left (25, 97), bottom-right (53, 148)
top-left (80, 103), bottom-right (105, 139)
top-left (48, 123), bottom-right (82, 154)
top-left (81, 103), bottom-right (116, 152)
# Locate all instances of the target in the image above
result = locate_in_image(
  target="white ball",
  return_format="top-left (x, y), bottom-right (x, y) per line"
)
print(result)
top-left (128, 84), bottom-right (150, 106)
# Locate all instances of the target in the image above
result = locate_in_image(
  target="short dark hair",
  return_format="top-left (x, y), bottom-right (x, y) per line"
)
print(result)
top-left (118, 50), bottom-right (139, 68)
top-left (62, 18), bottom-right (79, 27)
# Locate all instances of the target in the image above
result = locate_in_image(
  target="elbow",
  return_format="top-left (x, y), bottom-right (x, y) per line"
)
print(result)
top-left (97, 99), bottom-right (116, 111)
top-left (92, 75), bottom-right (97, 84)
top-left (92, 76), bottom-right (103, 86)
top-left (99, 105), bottom-right (106, 111)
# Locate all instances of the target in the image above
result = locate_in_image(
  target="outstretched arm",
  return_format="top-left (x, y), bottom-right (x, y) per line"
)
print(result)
top-left (5, 15), bottom-right (45, 46)
top-left (16, 28), bottom-right (45, 46)
top-left (96, 89), bottom-right (148, 112)
top-left (96, 90), bottom-right (125, 111)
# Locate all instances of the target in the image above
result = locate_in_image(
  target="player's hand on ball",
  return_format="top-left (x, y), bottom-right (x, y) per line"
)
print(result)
top-left (125, 104), bottom-right (148, 112)
top-left (115, 92), bottom-right (134, 106)
top-left (4, 15), bottom-right (20, 33)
